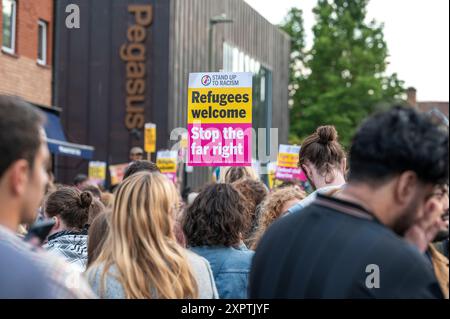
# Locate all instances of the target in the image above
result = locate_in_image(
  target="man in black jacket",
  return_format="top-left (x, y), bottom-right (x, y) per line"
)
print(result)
top-left (250, 106), bottom-right (448, 298)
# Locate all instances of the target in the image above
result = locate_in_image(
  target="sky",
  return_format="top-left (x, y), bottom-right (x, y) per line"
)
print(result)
top-left (244, 0), bottom-right (449, 101)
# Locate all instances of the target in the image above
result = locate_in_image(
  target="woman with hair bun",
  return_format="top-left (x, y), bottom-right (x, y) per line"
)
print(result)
top-left (287, 125), bottom-right (347, 215)
top-left (43, 187), bottom-right (94, 271)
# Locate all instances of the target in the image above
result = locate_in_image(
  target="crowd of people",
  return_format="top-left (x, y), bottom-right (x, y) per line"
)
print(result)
top-left (0, 95), bottom-right (448, 299)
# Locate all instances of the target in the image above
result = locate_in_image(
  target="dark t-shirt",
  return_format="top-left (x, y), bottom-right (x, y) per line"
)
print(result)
top-left (249, 194), bottom-right (444, 299)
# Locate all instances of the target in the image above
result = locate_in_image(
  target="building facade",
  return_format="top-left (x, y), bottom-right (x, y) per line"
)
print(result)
top-left (1, 0), bottom-right (94, 176)
top-left (406, 87), bottom-right (449, 125)
top-left (0, 0), bottom-right (53, 106)
top-left (54, 0), bottom-right (290, 188)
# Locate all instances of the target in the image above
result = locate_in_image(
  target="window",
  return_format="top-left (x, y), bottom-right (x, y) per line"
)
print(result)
top-left (2, 0), bottom-right (16, 53)
top-left (37, 20), bottom-right (47, 65)
top-left (222, 42), bottom-right (273, 159)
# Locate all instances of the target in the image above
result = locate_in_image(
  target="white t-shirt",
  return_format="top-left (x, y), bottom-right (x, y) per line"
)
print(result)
top-left (286, 184), bottom-right (345, 215)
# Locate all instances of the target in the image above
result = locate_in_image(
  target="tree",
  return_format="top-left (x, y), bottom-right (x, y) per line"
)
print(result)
top-left (280, 8), bottom-right (307, 145)
top-left (281, 0), bottom-right (405, 147)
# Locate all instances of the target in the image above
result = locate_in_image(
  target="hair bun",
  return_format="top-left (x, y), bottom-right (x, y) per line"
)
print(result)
top-left (316, 126), bottom-right (338, 144)
top-left (80, 191), bottom-right (93, 208)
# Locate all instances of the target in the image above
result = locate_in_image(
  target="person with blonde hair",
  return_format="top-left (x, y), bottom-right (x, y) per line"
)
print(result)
top-left (250, 187), bottom-right (305, 250)
top-left (85, 172), bottom-right (218, 299)
top-left (219, 166), bottom-right (259, 184)
top-left (87, 211), bottom-right (110, 268)
top-left (100, 192), bottom-right (114, 210)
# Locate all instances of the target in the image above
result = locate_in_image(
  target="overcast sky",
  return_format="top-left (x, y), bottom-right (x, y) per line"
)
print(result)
top-left (244, 0), bottom-right (449, 101)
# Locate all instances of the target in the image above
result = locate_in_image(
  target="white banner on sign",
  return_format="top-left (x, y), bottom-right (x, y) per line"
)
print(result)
top-left (157, 150), bottom-right (178, 160)
top-left (188, 72), bottom-right (253, 88)
top-left (278, 144), bottom-right (301, 155)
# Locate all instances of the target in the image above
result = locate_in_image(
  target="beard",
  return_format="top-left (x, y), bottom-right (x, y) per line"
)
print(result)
top-left (392, 196), bottom-right (422, 236)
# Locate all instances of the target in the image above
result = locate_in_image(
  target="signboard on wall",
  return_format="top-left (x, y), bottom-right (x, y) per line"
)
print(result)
top-left (187, 72), bottom-right (253, 166)
top-left (109, 163), bottom-right (129, 186)
top-left (120, 4), bottom-right (153, 131)
top-left (156, 150), bottom-right (178, 183)
top-left (275, 144), bottom-right (305, 181)
top-left (88, 161), bottom-right (107, 186)
top-left (144, 123), bottom-right (156, 153)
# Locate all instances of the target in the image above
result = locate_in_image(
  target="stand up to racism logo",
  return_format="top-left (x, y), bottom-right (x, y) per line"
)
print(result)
top-left (201, 75), bottom-right (212, 86)
top-left (187, 72), bottom-right (253, 166)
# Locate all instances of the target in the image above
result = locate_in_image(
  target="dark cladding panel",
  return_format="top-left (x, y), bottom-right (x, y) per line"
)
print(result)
top-left (168, 0), bottom-right (290, 188)
top-left (54, 0), bottom-right (92, 182)
top-left (89, 0), bottom-right (112, 166)
top-left (109, 0), bottom-right (133, 164)
top-left (54, 0), bottom-right (171, 184)
top-left (150, 0), bottom-right (171, 150)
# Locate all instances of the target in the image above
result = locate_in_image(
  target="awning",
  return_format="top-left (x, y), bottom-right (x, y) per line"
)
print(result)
top-left (42, 110), bottom-right (94, 159)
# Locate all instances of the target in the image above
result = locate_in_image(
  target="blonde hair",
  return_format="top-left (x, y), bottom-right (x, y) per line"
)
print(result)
top-left (89, 172), bottom-right (198, 298)
top-left (100, 192), bottom-right (114, 209)
top-left (219, 166), bottom-right (259, 183)
top-left (250, 187), bottom-right (305, 249)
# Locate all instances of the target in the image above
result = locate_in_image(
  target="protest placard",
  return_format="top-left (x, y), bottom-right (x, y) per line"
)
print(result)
top-left (267, 161), bottom-right (277, 189)
top-left (275, 144), bottom-right (306, 181)
top-left (187, 72), bottom-right (252, 166)
top-left (144, 123), bottom-right (156, 153)
top-left (88, 161), bottom-right (106, 186)
top-left (156, 150), bottom-right (178, 183)
top-left (109, 163), bottom-right (129, 186)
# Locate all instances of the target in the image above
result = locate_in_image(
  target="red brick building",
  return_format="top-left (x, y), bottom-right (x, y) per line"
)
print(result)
top-left (1, 0), bottom-right (94, 179)
top-left (0, 0), bottom-right (54, 106)
top-left (406, 87), bottom-right (449, 122)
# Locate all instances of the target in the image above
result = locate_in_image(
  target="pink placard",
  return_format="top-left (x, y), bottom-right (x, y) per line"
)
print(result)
top-left (188, 123), bottom-right (252, 166)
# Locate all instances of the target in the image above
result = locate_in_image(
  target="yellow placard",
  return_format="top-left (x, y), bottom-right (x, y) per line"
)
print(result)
top-left (156, 159), bottom-right (177, 173)
top-left (188, 87), bottom-right (252, 124)
top-left (156, 150), bottom-right (178, 174)
top-left (266, 162), bottom-right (277, 189)
top-left (268, 170), bottom-right (275, 189)
top-left (88, 161), bottom-right (106, 183)
top-left (277, 152), bottom-right (299, 168)
top-left (144, 123), bottom-right (156, 153)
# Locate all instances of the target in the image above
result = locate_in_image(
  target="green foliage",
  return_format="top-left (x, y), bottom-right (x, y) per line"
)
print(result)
top-left (281, 0), bottom-right (405, 147)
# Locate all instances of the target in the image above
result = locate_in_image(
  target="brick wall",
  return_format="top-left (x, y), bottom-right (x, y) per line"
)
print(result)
top-left (0, 0), bottom-right (54, 106)
top-left (0, 54), bottom-right (52, 104)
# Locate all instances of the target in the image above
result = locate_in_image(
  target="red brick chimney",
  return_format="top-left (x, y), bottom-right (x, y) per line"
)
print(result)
top-left (406, 87), bottom-right (417, 107)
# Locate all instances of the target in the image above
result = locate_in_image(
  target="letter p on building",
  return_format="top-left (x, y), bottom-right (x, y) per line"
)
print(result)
top-left (128, 5), bottom-right (153, 27)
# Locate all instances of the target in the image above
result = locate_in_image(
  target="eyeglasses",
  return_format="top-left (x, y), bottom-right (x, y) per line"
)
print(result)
top-left (131, 152), bottom-right (143, 156)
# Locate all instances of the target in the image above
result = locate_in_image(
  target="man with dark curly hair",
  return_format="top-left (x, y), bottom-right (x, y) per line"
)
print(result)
top-left (182, 183), bottom-right (253, 299)
top-left (250, 106), bottom-right (448, 299)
